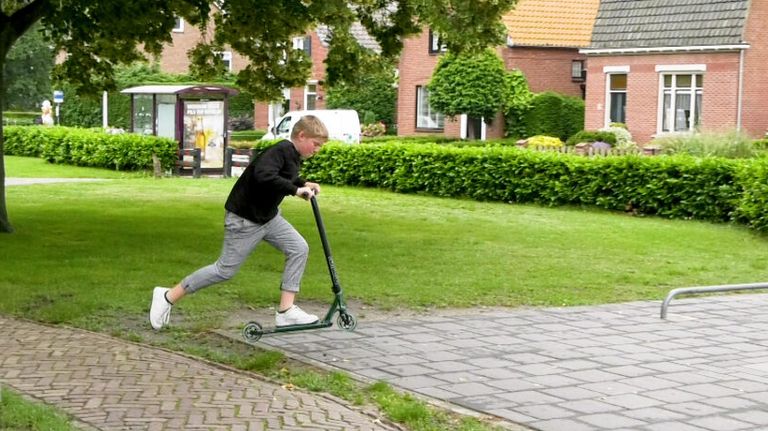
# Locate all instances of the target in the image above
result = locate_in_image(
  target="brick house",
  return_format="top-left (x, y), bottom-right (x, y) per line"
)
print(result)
top-left (581, 0), bottom-right (768, 144)
top-left (158, 15), bottom-right (379, 131)
top-left (396, 0), bottom-right (600, 140)
top-left (252, 25), bottom-right (380, 131)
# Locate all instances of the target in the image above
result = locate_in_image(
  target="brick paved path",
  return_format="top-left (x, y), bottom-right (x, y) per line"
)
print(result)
top-left (261, 294), bottom-right (768, 431)
top-left (0, 316), bottom-right (396, 431)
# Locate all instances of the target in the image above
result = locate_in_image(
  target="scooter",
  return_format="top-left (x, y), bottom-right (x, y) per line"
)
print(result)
top-left (242, 195), bottom-right (357, 343)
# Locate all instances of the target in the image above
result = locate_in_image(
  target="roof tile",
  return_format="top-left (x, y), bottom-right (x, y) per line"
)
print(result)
top-left (503, 0), bottom-right (601, 48)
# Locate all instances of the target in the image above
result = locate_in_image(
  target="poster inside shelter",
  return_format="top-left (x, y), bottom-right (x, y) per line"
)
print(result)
top-left (183, 101), bottom-right (225, 168)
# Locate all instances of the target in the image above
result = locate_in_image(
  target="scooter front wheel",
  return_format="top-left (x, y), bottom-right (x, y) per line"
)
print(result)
top-left (242, 321), bottom-right (264, 343)
top-left (337, 312), bottom-right (357, 331)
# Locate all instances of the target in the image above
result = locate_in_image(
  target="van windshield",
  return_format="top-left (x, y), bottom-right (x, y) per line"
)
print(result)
top-left (276, 116), bottom-right (292, 136)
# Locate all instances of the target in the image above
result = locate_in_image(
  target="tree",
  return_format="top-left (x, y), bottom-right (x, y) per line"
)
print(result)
top-left (3, 22), bottom-right (53, 111)
top-left (0, 0), bottom-right (516, 233)
top-left (427, 49), bottom-right (509, 124)
top-left (326, 65), bottom-right (397, 131)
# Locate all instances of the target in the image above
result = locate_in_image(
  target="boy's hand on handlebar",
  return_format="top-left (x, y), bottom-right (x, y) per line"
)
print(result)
top-left (296, 186), bottom-right (315, 200)
top-left (305, 182), bottom-right (321, 195)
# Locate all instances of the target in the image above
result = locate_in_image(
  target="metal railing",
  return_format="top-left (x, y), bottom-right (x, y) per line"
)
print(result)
top-left (660, 282), bottom-right (768, 319)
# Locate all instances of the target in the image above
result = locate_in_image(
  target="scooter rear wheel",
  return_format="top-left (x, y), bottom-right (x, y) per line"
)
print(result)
top-left (337, 312), bottom-right (357, 331)
top-left (242, 321), bottom-right (263, 343)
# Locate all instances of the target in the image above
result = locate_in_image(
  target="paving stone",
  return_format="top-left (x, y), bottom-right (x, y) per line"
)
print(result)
top-left (643, 388), bottom-right (705, 403)
top-left (728, 409), bottom-right (768, 425)
top-left (531, 418), bottom-right (595, 431)
top-left (558, 399), bottom-right (624, 414)
top-left (689, 415), bottom-right (754, 430)
top-left (601, 393), bottom-right (663, 409)
top-left (515, 403), bottom-right (575, 420)
top-left (579, 413), bottom-right (646, 429)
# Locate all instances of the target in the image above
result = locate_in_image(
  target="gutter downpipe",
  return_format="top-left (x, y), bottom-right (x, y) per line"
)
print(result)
top-left (737, 47), bottom-right (745, 131)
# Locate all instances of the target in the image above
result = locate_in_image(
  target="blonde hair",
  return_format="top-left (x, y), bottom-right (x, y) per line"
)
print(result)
top-left (291, 115), bottom-right (329, 141)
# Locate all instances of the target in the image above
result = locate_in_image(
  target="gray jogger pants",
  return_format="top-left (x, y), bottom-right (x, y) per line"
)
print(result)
top-left (180, 211), bottom-right (308, 294)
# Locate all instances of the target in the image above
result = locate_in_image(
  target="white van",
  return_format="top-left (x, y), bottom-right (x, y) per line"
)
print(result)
top-left (262, 109), bottom-right (361, 144)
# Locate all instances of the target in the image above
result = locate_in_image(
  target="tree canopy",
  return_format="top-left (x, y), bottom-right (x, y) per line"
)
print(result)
top-left (428, 49), bottom-right (520, 123)
top-left (0, 0), bottom-right (517, 232)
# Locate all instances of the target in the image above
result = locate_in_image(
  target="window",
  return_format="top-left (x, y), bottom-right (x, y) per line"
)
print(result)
top-left (218, 51), bottom-right (232, 71)
top-left (608, 74), bottom-right (627, 124)
top-left (661, 73), bottom-right (703, 133)
top-left (428, 30), bottom-right (447, 54)
top-left (172, 17), bottom-right (184, 33)
top-left (571, 60), bottom-right (586, 82)
top-left (305, 83), bottom-right (317, 110)
top-left (416, 86), bottom-right (444, 129)
top-left (293, 36), bottom-right (312, 56)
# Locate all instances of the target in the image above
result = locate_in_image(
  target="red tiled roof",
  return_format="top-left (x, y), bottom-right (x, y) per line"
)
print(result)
top-left (503, 0), bottom-right (600, 48)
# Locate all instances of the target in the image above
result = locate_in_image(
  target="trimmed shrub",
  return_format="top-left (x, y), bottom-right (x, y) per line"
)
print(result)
top-left (516, 92), bottom-right (584, 142)
top-left (653, 129), bottom-right (758, 159)
top-left (301, 143), bottom-right (743, 224)
top-left (566, 130), bottom-right (617, 147)
top-left (527, 135), bottom-right (564, 148)
top-left (3, 126), bottom-right (178, 170)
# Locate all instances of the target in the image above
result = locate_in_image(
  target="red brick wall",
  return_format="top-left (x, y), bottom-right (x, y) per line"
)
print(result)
top-left (584, 52), bottom-right (741, 144)
top-left (502, 47), bottom-right (585, 98)
top-left (159, 17), bottom-right (250, 74)
top-left (741, 1), bottom-right (768, 138)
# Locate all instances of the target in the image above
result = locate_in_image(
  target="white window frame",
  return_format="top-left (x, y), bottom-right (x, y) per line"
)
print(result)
top-left (655, 65), bottom-right (706, 135)
top-left (304, 81), bottom-right (318, 111)
top-left (416, 86), bottom-right (444, 129)
top-left (603, 66), bottom-right (629, 127)
top-left (218, 51), bottom-right (233, 72)
top-left (172, 17), bottom-right (184, 33)
top-left (428, 30), bottom-right (447, 54)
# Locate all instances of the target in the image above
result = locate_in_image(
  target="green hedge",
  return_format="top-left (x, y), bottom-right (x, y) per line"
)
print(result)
top-left (3, 126), bottom-right (178, 171)
top-left (301, 143), bottom-right (756, 227)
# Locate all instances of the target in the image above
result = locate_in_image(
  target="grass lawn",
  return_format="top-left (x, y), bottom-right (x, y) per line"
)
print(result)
top-left (4, 156), bottom-right (768, 329)
top-left (3, 155), bottom-right (768, 430)
top-left (0, 385), bottom-right (80, 431)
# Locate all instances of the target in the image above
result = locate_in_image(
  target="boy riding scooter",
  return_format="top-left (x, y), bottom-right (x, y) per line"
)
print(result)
top-left (150, 115), bottom-right (328, 330)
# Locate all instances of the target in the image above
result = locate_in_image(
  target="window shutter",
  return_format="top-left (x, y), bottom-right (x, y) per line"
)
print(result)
top-left (304, 36), bottom-right (312, 56)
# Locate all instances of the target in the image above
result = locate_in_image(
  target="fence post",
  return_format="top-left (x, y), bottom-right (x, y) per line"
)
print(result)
top-left (224, 147), bottom-right (233, 178)
top-left (192, 148), bottom-right (201, 178)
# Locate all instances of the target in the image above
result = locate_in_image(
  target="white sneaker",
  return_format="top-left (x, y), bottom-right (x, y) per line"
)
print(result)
top-left (275, 305), bottom-right (319, 327)
top-left (149, 287), bottom-right (172, 330)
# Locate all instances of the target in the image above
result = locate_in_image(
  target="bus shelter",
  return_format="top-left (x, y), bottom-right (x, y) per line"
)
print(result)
top-left (121, 85), bottom-right (239, 170)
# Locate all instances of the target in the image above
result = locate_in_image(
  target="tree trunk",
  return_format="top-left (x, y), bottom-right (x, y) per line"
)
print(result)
top-left (0, 0), bottom-right (48, 233)
top-left (0, 56), bottom-right (13, 233)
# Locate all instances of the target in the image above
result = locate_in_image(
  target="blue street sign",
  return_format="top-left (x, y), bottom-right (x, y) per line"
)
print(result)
top-left (53, 90), bottom-right (64, 104)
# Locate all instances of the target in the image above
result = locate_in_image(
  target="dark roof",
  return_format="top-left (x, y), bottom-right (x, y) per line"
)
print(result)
top-left (589, 0), bottom-right (750, 50)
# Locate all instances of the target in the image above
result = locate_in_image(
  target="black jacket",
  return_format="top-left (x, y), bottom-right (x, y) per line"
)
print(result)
top-left (224, 140), bottom-right (305, 223)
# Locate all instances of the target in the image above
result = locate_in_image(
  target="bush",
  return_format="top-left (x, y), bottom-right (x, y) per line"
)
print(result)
top-left (599, 125), bottom-right (634, 149)
top-left (566, 130), bottom-right (618, 147)
top-left (515, 92), bottom-right (584, 142)
top-left (300, 143), bottom-right (747, 225)
top-left (3, 126), bottom-right (178, 170)
top-left (526, 135), bottom-right (564, 148)
top-left (326, 67), bottom-right (397, 131)
top-left (3, 111), bottom-right (39, 126)
top-left (653, 129), bottom-right (759, 159)
top-left (231, 130), bottom-right (266, 141)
